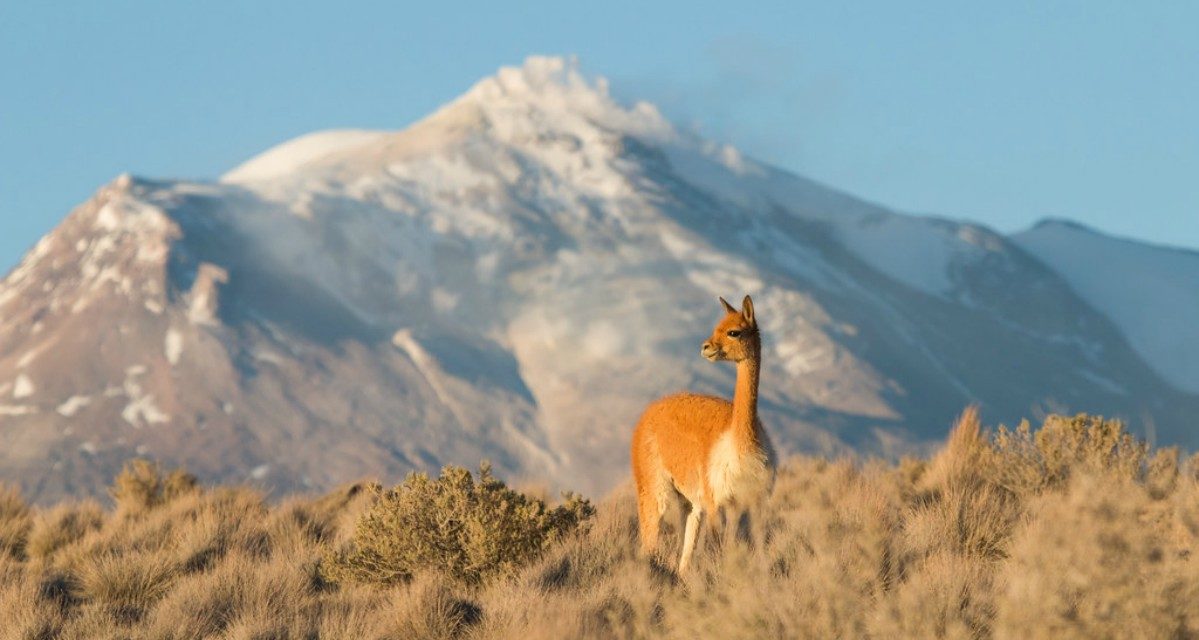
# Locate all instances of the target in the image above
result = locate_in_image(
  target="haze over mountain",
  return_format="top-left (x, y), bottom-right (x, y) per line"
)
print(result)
top-left (2, 57), bottom-right (1196, 503)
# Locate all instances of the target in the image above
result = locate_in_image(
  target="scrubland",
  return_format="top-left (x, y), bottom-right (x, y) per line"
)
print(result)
top-left (2, 410), bottom-right (1198, 639)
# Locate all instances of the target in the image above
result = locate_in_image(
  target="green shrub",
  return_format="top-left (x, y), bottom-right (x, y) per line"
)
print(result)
top-left (322, 464), bottom-right (594, 586)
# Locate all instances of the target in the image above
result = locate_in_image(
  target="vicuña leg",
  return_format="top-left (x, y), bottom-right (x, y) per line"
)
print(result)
top-left (703, 494), bottom-right (722, 545)
top-left (636, 489), bottom-right (662, 555)
top-left (678, 504), bottom-right (704, 572)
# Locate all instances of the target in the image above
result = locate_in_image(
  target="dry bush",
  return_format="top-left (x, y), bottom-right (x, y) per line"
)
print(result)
top-left (167, 488), bottom-right (272, 572)
top-left (382, 573), bottom-right (483, 639)
top-left (1036, 414), bottom-right (1148, 483)
top-left (143, 551), bottom-right (318, 639)
top-left (323, 463), bottom-right (595, 586)
top-left (109, 459), bottom-right (198, 516)
top-left (313, 583), bottom-right (397, 639)
top-left (74, 551), bottom-right (176, 624)
top-left (995, 473), bottom-right (1199, 639)
top-left (0, 484), bottom-right (31, 559)
top-left (25, 501), bottom-right (105, 559)
top-left (986, 413), bottom-right (1149, 495)
top-left (0, 560), bottom-right (73, 640)
top-left (870, 549), bottom-right (993, 639)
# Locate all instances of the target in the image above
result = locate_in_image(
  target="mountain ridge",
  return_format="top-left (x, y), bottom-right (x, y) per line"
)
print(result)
top-left (2, 56), bottom-right (1196, 503)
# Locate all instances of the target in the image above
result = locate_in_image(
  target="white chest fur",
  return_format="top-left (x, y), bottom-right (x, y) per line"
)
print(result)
top-left (706, 430), bottom-right (772, 506)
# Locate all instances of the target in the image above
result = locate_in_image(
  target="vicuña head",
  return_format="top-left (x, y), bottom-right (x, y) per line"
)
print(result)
top-left (701, 296), bottom-right (759, 363)
top-left (630, 294), bottom-right (776, 572)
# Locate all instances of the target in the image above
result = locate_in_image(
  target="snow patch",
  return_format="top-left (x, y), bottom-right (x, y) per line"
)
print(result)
top-left (188, 264), bottom-right (228, 324)
top-left (253, 350), bottom-right (284, 365)
top-left (15, 339), bottom-right (57, 369)
top-left (392, 329), bottom-right (472, 428)
top-left (839, 217), bottom-right (987, 297)
top-left (13, 374), bottom-right (35, 399)
top-left (94, 204), bottom-right (121, 231)
top-left (222, 130), bottom-right (388, 183)
top-left (165, 329), bottom-right (183, 365)
top-left (120, 366), bottom-right (169, 427)
top-left (71, 296), bottom-right (93, 315)
top-left (250, 465), bottom-right (270, 480)
top-left (56, 395), bottom-right (92, 417)
top-left (1077, 369), bottom-right (1128, 396)
top-left (122, 394), bottom-right (170, 427)
top-left (431, 288), bottom-right (460, 313)
top-left (0, 405), bottom-right (37, 416)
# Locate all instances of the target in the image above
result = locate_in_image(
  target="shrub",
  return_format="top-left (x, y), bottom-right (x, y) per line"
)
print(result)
top-left (25, 501), bottom-right (105, 559)
top-left (994, 474), bottom-right (1198, 638)
top-left (109, 460), bottom-right (198, 515)
top-left (1035, 413), bottom-right (1147, 484)
top-left (322, 463), bottom-right (594, 585)
top-left (987, 413), bottom-right (1149, 495)
top-left (0, 562), bottom-right (66, 640)
top-left (75, 552), bottom-right (176, 623)
top-left (0, 484), bottom-right (31, 559)
top-left (143, 552), bottom-right (315, 640)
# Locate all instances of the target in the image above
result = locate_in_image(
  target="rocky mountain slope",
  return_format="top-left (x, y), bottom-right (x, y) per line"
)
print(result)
top-left (2, 57), bottom-right (1196, 502)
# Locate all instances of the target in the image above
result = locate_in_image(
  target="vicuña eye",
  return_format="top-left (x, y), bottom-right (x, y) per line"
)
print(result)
top-left (727, 330), bottom-right (742, 338)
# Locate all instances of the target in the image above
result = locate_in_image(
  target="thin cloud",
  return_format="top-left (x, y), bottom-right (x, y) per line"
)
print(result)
top-left (611, 36), bottom-right (843, 169)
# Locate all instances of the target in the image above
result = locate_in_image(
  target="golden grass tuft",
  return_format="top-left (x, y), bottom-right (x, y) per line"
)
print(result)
top-left (109, 459), bottom-right (198, 517)
top-left (74, 551), bottom-right (176, 623)
top-left (0, 484), bottom-right (31, 559)
top-left (25, 501), bottom-right (105, 559)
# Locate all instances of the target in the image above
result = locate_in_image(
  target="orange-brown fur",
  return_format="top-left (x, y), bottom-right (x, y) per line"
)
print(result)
top-left (631, 295), bottom-right (776, 571)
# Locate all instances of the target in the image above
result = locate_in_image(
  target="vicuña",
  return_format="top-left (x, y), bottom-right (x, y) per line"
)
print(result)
top-left (631, 295), bottom-right (776, 572)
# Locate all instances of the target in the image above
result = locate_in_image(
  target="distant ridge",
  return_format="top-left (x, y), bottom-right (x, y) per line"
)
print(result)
top-left (1, 57), bottom-right (1196, 503)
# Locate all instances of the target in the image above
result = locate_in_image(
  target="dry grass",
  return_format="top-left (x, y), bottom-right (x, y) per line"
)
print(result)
top-left (3, 412), bottom-right (1198, 639)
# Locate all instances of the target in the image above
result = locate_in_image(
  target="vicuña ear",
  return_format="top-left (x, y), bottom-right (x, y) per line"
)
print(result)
top-left (741, 295), bottom-right (756, 326)
top-left (719, 297), bottom-right (738, 315)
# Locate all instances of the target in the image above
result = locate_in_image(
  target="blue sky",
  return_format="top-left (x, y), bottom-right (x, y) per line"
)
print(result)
top-left (2, 1), bottom-right (1196, 273)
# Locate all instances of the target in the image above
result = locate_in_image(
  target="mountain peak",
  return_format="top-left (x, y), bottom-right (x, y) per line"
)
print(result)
top-left (222, 57), bottom-right (679, 186)
top-left (452, 56), bottom-right (674, 140)
top-left (1027, 217), bottom-right (1096, 234)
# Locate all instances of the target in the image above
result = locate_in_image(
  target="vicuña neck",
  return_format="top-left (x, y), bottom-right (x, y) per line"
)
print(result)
top-left (731, 342), bottom-right (761, 448)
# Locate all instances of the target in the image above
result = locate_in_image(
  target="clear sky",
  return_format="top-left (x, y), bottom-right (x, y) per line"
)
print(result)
top-left (2, 1), bottom-right (1196, 273)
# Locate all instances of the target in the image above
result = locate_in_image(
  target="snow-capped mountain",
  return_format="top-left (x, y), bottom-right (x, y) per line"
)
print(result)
top-left (2, 57), bottom-right (1196, 503)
